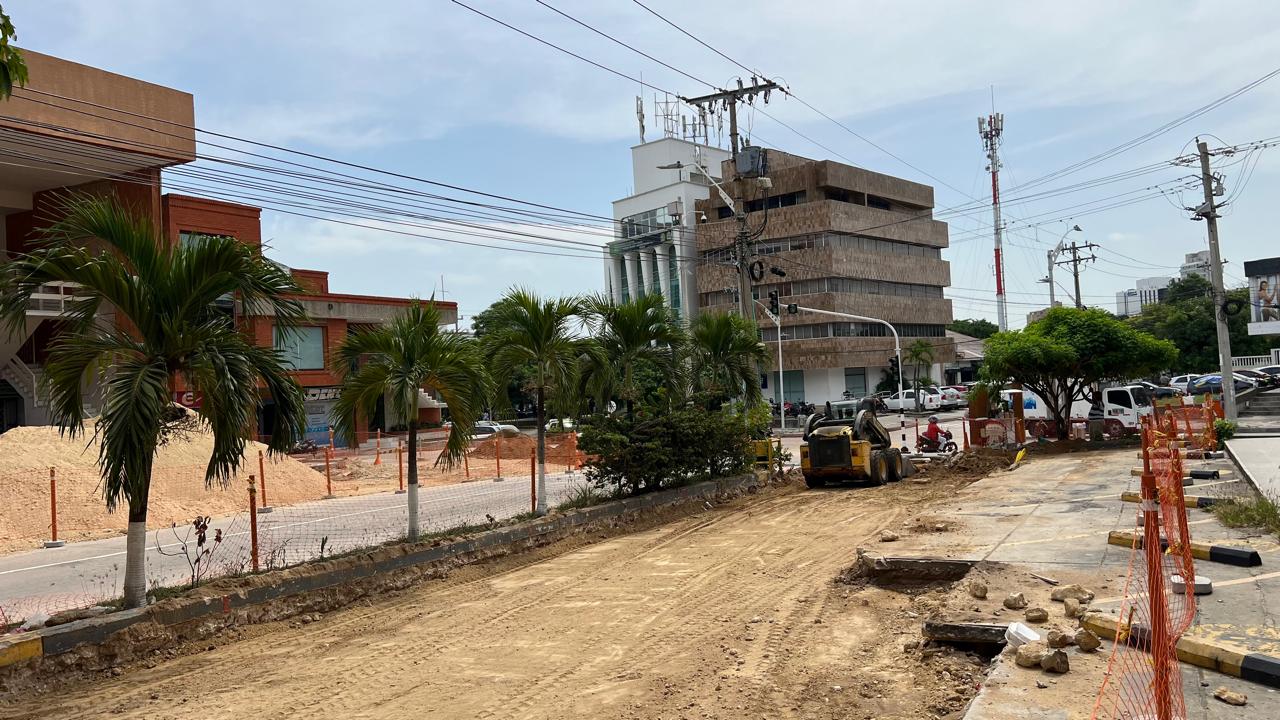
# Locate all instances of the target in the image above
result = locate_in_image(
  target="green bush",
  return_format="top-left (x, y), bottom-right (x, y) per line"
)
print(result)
top-left (577, 401), bottom-right (757, 496)
top-left (1213, 418), bottom-right (1237, 449)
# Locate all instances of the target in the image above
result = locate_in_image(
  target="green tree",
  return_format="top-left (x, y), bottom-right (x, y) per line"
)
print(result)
top-left (984, 307), bottom-right (1177, 439)
top-left (947, 318), bottom-right (999, 339)
top-left (688, 311), bottom-right (767, 407)
top-left (0, 4), bottom-right (28, 100)
top-left (471, 296), bottom-right (535, 413)
top-left (332, 300), bottom-right (489, 541)
top-left (479, 288), bottom-right (594, 515)
top-left (580, 293), bottom-right (687, 417)
top-left (0, 195), bottom-right (307, 607)
top-left (905, 339), bottom-right (936, 410)
top-left (1128, 274), bottom-right (1273, 372)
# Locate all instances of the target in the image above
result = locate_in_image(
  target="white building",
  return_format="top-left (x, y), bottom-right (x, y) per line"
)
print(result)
top-left (1115, 276), bottom-right (1171, 316)
top-left (1180, 250), bottom-right (1211, 280)
top-left (603, 137), bottom-right (730, 319)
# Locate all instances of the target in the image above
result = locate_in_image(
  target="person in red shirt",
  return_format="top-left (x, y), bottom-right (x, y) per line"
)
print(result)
top-left (920, 414), bottom-right (944, 451)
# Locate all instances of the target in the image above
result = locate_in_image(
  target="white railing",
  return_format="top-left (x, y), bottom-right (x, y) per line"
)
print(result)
top-left (1231, 355), bottom-right (1274, 370)
top-left (26, 282), bottom-right (86, 316)
top-left (1, 357), bottom-right (41, 407)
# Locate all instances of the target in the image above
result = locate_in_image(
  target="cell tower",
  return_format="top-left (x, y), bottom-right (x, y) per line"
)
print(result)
top-left (978, 112), bottom-right (1008, 331)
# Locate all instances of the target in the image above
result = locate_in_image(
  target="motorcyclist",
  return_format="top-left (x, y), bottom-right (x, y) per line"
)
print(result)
top-left (920, 415), bottom-right (945, 452)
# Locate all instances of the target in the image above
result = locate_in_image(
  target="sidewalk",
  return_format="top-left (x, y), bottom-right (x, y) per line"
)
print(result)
top-left (880, 447), bottom-right (1280, 718)
top-left (1228, 436), bottom-right (1280, 498)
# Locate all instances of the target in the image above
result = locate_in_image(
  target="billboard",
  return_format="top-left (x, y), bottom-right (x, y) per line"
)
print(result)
top-left (1244, 257), bottom-right (1280, 336)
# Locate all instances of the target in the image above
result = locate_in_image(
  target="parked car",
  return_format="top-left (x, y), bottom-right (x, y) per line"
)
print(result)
top-left (1187, 375), bottom-right (1254, 395)
top-left (884, 388), bottom-right (942, 412)
top-left (1168, 373), bottom-right (1201, 389)
top-left (473, 420), bottom-right (519, 437)
top-left (1235, 368), bottom-right (1278, 388)
top-left (929, 385), bottom-right (964, 410)
top-left (1255, 364), bottom-right (1280, 377)
top-left (545, 418), bottom-right (575, 432)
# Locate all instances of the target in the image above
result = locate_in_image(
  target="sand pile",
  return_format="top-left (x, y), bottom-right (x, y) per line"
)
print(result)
top-left (470, 434), bottom-right (536, 460)
top-left (0, 422), bottom-right (327, 554)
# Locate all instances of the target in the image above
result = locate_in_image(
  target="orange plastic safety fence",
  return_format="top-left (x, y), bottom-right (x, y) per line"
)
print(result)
top-left (1092, 418), bottom-right (1198, 720)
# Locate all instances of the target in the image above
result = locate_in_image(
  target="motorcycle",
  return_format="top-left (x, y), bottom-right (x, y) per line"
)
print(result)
top-left (916, 429), bottom-right (958, 455)
top-left (291, 438), bottom-right (319, 454)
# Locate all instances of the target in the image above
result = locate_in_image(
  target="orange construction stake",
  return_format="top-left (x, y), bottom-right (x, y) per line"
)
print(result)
top-left (257, 450), bottom-right (271, 512)
top-left (495, 437), bottom-right (502, 479)
top-left (464, 446), bottom-right (470, 478)
top-left (323, 449), bottom-right (335, 499)
top-left (44, 467), bottom-right (64, 548)
top-left (530, 447), bottom-right (536, 513)
top-left (396, 442), bottom-right (405, 494)
top-left (374, 429), bottom-right (382, 465)
top-left (247, 476), bottom-right (260, 573)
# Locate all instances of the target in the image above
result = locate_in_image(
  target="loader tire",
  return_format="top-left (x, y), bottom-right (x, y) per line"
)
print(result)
top-left (886, 448), bottom-right (904, 482)
top-left (870, 451), bottom-right (890, 486)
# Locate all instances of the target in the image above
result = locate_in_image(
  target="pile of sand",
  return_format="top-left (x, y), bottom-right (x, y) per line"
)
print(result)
top-left (0, 422), bottom-right (327, 554)
top-left (470, 434), bottom-right (537, 460)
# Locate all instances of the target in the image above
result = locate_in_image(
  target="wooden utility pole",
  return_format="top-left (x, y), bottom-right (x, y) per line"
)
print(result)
top-left (1054, 241), bottom-right (1100, 309)
top-left (1196, 138), bottom-right (1237, 420)
top-left (682, 79), bottom-right (780, 322)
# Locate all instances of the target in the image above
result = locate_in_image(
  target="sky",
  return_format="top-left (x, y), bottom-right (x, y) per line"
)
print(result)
top-left (7, 0), bottom-right (1280, 329)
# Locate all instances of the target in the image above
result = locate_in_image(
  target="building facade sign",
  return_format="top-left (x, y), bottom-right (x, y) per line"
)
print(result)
top-left (1244, 257), bottom-right (1280, 336)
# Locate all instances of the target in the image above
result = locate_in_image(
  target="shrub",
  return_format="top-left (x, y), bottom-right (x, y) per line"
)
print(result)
top-left (577, 402), bottom-right (756, 496)
top-left (1213, 418), bottom-right (1237, 449)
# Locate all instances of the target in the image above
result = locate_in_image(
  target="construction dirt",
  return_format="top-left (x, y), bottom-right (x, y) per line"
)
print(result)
top-left (0, 466), bottom-right (1014, 720)
top-left (0, 422), bottom-right (326, 555)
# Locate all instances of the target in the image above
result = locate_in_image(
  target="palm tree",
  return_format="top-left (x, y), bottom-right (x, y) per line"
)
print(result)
top-left (480, 288), bottom-right (592, 515)
top-left (580, 293), bottom-right (687, 417)
top-left (905, 339), bottom-right (936, 411)
top-left (331, 300), bottom-right (489, 540)
top-left (689, 312), bottom-right (768, 406)
top-left (0, 194), bottom-right (307, 608)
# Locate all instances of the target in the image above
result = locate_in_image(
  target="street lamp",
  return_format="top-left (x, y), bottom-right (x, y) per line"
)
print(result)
top-left (1040, 224), bottom-right (1081, 307)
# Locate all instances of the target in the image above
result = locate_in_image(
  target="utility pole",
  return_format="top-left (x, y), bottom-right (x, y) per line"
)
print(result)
top-left (1040, 225), bottom-right (1082, 309)
top-left (1196, 138), bottom-right (1237, 420)
top-left (683, 78), bottom-right (780, 322)
top-left (978, 112), bottom-right (1008, 331)
top-left (1054, 240), bottom-right (1100, 309)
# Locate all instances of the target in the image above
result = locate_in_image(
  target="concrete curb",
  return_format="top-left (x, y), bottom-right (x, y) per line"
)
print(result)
top-left (1118, 491), bottom-right (1220, 509)
top-left (0, 472), bottom-right (764, 674)
top-left (1106, 530), bottom-right (1262, 567)
top-left (1083, 612), bottom-right (1280, 688)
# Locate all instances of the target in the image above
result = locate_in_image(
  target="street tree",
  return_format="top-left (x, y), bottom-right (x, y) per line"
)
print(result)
top-left (905, 339), bottom-right (936, 411)
top-left (1127, 274), bottom-right (1272, 372)
top-left (947, 318), bottom-right (999, 339)
top-left (688, 311), bottom-right (767, 407)
top-left (0, 4), bottom-right (27, 100)
top-left (332, 300), bottom-right (489, 541)
top-left (479, 288), bottom-right (594, 515)
top-left (984, 307), bottom-right (1177, 439)
top-left (0, 194), bottom-right (307, 608)
top-left (580, 293), bottom-right (687, 417)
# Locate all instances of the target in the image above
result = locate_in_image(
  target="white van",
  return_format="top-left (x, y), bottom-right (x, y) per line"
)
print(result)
top-left (1003, 385), bottom-right (1152, 437)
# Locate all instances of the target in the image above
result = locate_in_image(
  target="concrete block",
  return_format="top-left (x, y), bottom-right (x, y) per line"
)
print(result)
top-left (40, 608), bottom-right (148, 656)
top-left (0, 636), bottom-right (42, 669)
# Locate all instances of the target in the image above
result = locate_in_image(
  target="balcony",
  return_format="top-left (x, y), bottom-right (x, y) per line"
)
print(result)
top-left (26, 282), bottom-right (90, 317)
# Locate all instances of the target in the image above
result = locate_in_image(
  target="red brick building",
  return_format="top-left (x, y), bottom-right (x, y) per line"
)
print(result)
top-left (0, 52), bottom-right (454, 444)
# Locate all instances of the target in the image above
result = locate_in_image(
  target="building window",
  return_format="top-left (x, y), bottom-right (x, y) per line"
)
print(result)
top-left (275, 326), bottom-right (325, 370)
top-left (866, 194), bottom-right (891, 211)
top-left (844, 367), bottom-right (867, 397)
top-left (178, 230), bottom-right (235, 248)
top-left (771, 369), bottom-right (805, 403)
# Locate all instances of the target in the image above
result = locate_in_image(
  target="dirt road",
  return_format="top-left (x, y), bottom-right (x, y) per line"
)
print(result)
top-left (1, 477), bottom-right (994, 720)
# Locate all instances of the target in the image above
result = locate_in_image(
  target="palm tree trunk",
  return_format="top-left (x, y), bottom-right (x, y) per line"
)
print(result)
top-left (535, 385), bottom-right (548, 515)
top-left (123, 495), bottom-right (148, 608)
top-left (407, 414), bottom-right (420, 542)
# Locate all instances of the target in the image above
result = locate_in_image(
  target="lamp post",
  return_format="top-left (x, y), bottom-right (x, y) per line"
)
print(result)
top-left (1040, 224), bottom-right (1081, 307)
top-left (791, 305), bottom-right (905, 448)
top-left (755, 299), bottom-right (787, 430)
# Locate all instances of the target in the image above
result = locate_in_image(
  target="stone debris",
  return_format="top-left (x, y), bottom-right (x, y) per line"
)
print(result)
top-left (1046, 628), bottom-right (1073, 648)
top-left (1003, 592), bottom-right (1028, 610)
top-left (1074, 629), bottom-right (1102, 653)
top-left (968, 581), bottom-right (988, 600)
top-left (1213, 687), bottom-right (1247, 706)
top-left (1040, 649), bottom-right (1070, 674)
top-left (1063, 597), bottom-right (1083, 618)
top-left (1014, 641), bottom-right (1050, 668)
top-left (1024, 607), bottom-right (1049, 623)
top-left (879, 530), bottom-right (900, 542)
top-left (1050, 584), bottom-right (1094, 604)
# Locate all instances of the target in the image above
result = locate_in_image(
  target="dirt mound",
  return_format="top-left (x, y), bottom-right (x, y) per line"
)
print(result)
top-left (470, 433), bottom-right (536, 460)
top-left (914, 448), bottom-right (1015, 481)
top-left (0, 421), bottom-right (326, 554)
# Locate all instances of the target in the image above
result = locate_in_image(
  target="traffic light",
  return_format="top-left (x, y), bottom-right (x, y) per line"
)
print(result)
top-left (768, 290), bottom-right (780, 315)
top-left (786, 303), bottom-right (799, 314)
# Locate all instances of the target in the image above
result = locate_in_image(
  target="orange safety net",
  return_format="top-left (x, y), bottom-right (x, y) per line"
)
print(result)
top-left (1092, 418), bottom-right (1198, 720)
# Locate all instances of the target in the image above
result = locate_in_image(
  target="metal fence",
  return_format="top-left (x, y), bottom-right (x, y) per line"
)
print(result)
top-left (0, 435), bottom-right (588, 633)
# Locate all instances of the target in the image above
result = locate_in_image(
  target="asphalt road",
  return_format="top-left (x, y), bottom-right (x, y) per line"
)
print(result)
top-left (0, 472), bottom-right (586, 623)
